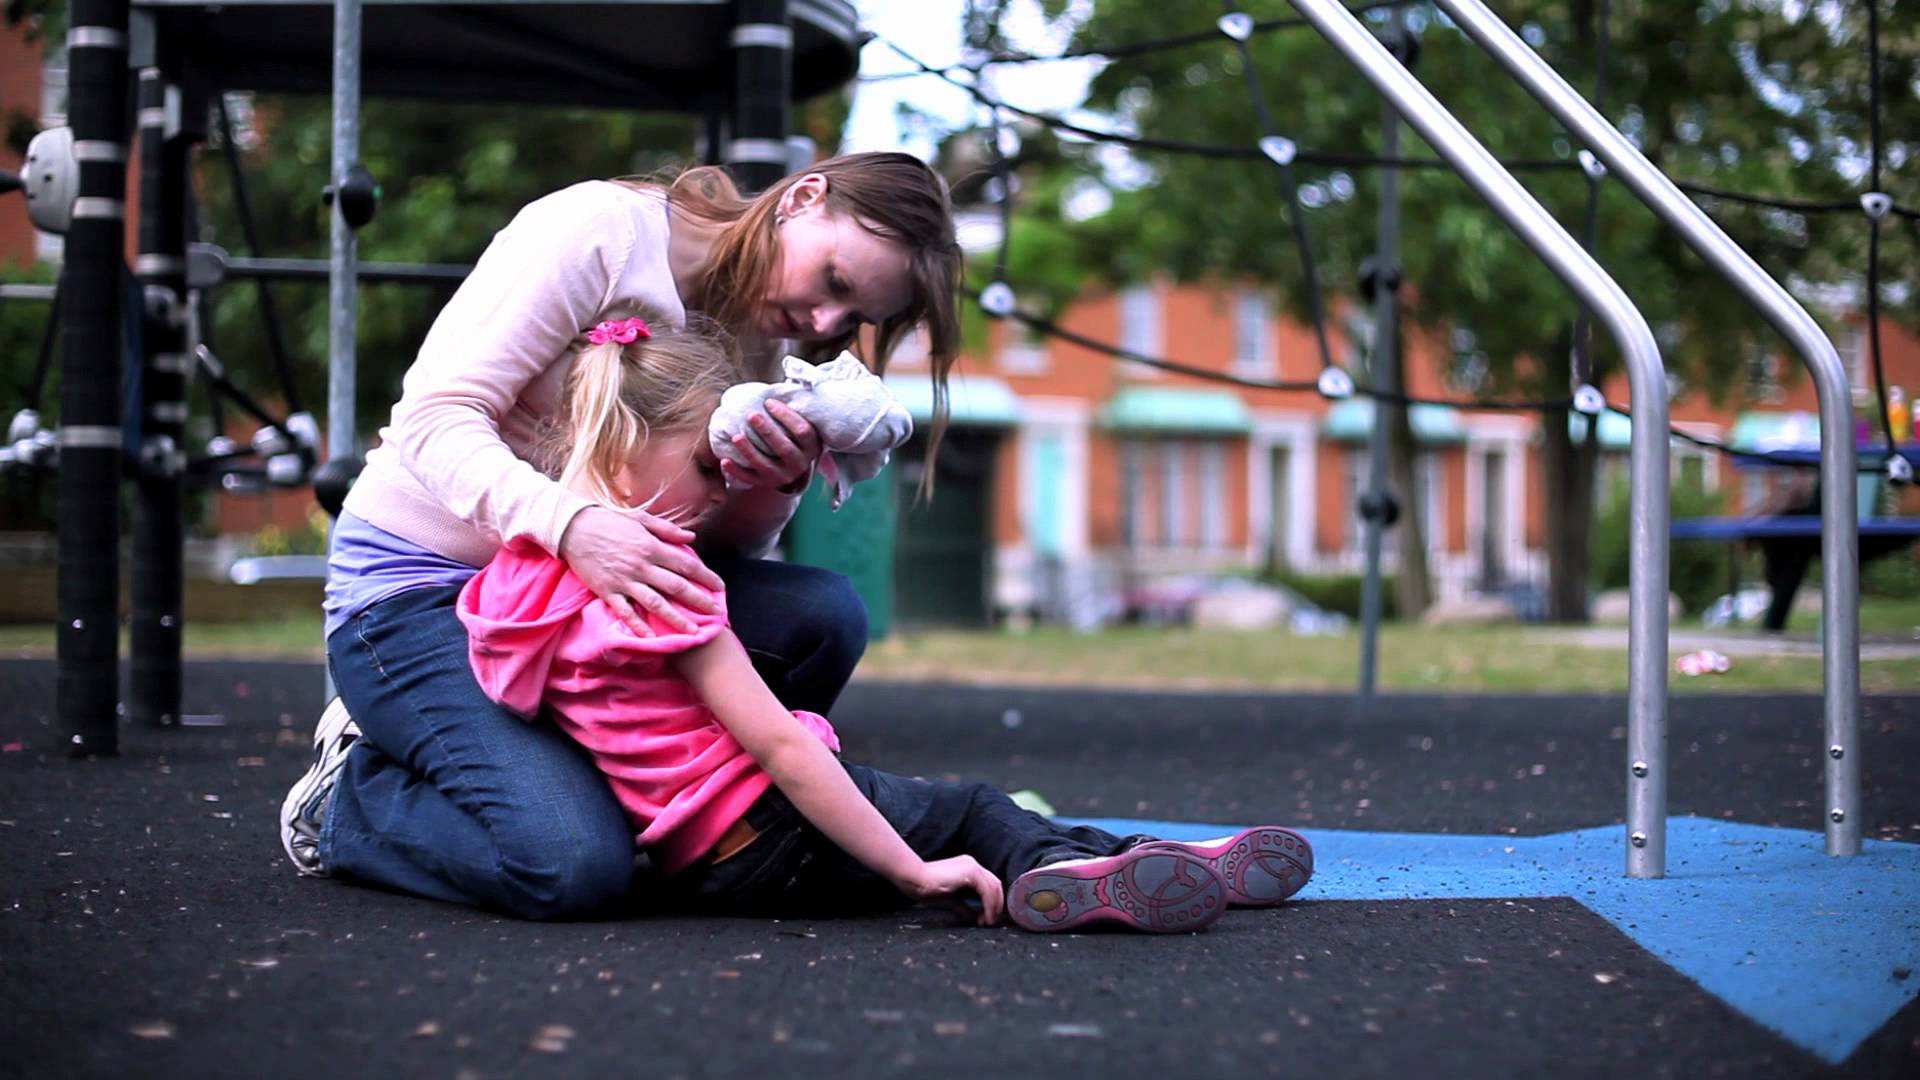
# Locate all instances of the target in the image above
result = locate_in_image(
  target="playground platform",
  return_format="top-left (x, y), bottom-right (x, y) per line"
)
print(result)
top-left (1, 659), bottom-right (1914, 1078)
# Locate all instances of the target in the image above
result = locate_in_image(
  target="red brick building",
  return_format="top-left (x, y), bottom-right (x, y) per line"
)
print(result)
top-left (883, 269), bottom-right (1920, 625)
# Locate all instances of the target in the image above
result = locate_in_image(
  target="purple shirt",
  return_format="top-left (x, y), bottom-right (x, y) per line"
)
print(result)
top-left (324, 510), bottom-right (481, 639)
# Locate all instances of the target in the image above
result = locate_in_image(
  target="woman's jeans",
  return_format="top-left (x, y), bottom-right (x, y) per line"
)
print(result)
top-left (320, 557), bottom-right (868, 920)
top-left (664, 765), bottom-right (1136, 919)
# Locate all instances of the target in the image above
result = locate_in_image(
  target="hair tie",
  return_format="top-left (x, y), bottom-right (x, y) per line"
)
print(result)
top-left (587, 317), bottom-right (651, 346)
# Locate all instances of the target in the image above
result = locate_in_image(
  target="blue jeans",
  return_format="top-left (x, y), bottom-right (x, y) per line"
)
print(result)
top-left (661, 764), bottom-right (1139, 919)
top-left (321, 558), bottom-right (869, 920)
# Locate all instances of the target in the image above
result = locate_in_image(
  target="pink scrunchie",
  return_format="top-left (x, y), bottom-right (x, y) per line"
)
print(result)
top-left (587, 317), bottom-right (651, 345)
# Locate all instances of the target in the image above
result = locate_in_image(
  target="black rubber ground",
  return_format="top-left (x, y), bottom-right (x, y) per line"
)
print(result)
top-left (1, 660), bottom-right (1913, 1078)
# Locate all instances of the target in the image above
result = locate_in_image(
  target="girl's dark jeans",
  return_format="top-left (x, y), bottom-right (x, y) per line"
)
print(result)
top-left (663, 763), bottom-right (1139, 919)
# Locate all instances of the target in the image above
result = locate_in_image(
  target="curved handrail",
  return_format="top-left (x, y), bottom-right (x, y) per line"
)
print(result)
top-left (1283, 0), bottom-right (1674, 876)
top-left (1433, 0), bottom-right (1861, 859)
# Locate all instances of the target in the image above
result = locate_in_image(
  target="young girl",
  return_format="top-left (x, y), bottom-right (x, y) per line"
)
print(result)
top-left (454, 315), bottom-right (1316, 931)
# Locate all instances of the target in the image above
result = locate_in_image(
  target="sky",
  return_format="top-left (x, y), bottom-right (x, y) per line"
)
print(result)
top-left (842, 0), bottom-right (1100, 159)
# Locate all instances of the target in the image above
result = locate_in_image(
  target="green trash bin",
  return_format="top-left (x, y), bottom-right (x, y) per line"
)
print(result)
top-left (781, 462), bottom-right (897, 641)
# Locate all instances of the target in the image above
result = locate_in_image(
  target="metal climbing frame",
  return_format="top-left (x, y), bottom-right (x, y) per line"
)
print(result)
top-left (1432, 0), bottom-right (1862, 860)
top-left (1281, 0), bottom-right (1675, 876)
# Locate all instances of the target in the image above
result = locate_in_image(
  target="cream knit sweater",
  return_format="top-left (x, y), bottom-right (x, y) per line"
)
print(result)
top-left (343, 181), bottom-right (791, 567)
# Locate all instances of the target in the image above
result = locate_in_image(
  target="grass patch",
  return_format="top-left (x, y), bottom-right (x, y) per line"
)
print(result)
top-left (3, 607), bottom-right (1914, 694)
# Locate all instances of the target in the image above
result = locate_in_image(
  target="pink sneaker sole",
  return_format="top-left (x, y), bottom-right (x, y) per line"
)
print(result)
top-left (1134, 826), bottom-right (1313, 906)
top-left (1009, 848), bottom-right (1227, 933)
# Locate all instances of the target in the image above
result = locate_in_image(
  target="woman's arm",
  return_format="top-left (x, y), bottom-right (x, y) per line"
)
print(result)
top-left (670, 634), bottom-right (1003, 924)
top-left (383, 184), bottom-right (722, 627)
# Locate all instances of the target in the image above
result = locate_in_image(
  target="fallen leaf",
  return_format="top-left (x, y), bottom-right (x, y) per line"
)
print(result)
top-left (129, 1021), bottom-right (176, 1039)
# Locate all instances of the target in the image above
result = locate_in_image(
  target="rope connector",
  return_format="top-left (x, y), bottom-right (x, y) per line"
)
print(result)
top-left (1861, 192), bottom-right (1892, 220)
top-left (1216, 12), bottom-right (1254, 42)
top-left (1259, 136), bottom-right (1297, 167)
top-left (979, 281), bottom-right (1016, 319)
top-left (1316, 367), bottom-right (1354, 400)
top-left (1577, 150), bottom-right (1607, 181)
top-left (1573, 384), bottom-right (1606, 416)
top-left (1889, 453), bottom-right (1914, 486)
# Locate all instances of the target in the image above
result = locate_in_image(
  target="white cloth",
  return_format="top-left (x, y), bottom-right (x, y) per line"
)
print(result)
top-left (708, 352), bottom-right (913, 510)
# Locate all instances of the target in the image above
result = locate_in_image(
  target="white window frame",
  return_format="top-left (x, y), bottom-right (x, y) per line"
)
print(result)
top-left (1159, 441), bottom-right (1186, 547)
top-left (1232, 292), bottom-right (1274, 378)
top-left (1119, 284), bottom-right (1163, 378)
top-left (1123, 441), bottom-right (1148, 548)
top-left (1199, 442), bottom-right (1228, 548)
top-left (998, 320), bottom-right (1049, 375)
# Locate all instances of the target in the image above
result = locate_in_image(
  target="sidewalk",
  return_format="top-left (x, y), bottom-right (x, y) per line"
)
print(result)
top-left (1541, 625), bottom-right (1920, 662)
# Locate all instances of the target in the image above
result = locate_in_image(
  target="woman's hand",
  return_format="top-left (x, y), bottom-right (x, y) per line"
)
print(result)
top-left (897, 856), bottom-right (1004, 927)
top-left (558, 506), bottom-right (726, 634)
top-left (720, 400), bottom-right (823, 495)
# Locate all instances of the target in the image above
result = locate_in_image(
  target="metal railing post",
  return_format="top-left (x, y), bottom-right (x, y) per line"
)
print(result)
top-left (1283, 0), bottom-right (1673, 876)
top-left (1432, 0), bottom-right (1861, 858)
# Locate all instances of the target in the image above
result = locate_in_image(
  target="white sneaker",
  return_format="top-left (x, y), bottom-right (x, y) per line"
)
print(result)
top-left (278, 698), bottom-right (360, 877)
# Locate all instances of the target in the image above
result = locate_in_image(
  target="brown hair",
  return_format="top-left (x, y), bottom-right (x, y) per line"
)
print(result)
top-left (623, 153), bottom-right (962, 484)
top-left (542, 310), bottom-right (743, 508)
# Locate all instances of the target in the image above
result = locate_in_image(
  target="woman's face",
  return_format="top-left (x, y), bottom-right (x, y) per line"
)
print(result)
top-left (758, 176), bottom-right (914, 343)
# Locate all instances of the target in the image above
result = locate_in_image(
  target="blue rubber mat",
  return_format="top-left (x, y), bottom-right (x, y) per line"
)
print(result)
top-left (1071, 816), bottom-right (1920, 1064)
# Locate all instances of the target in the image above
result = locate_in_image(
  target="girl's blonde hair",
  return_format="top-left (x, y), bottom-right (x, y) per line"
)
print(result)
top-left (542, 310), bottom-right (743, 508)
top-left (620, 153), bottom-right (962, 481)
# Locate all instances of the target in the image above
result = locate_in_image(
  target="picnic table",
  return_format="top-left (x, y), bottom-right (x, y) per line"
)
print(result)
top-left (1671, 443), bottom-right (1918, 631)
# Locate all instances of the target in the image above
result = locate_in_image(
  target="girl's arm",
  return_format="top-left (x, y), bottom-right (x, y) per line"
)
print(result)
top-left (669, 634), bottom-right (1003, 925)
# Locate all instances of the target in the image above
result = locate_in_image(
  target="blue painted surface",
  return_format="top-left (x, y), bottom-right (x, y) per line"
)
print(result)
top-left (1069, 815), bottom-right (1920, 1064)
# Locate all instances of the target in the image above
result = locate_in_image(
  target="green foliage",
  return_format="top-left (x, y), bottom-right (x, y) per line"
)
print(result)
top-left (1023, 0), bottom-right (1918, 398)
top-left (1592, 474), bottom-right (1728, 614)
top-left (1261, 567), bottom-right (1399, 620)
top-left (194, 97), bottom-right (698, 434)
top-left (0, 262), bottom-right (57, 530)
top-left (1862, 547), bottom-right (1920, 599)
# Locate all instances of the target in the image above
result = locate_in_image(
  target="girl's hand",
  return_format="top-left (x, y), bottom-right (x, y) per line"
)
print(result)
top-left (721, 400), bottom-right (823, 494)
top-left (557, 506), bottom-right (726, 634)
top-left (897, 856), bottom-right (1004, 927)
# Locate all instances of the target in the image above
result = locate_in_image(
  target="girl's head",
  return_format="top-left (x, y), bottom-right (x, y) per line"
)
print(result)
top-left (663, 152), bottom-right (962, 376)
top-left (549, 313), bottom-right (741, 528)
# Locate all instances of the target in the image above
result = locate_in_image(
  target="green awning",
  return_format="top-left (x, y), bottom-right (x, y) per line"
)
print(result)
top-left (884, 372), bottom-right (1022, 427)
top-left (1324, 398), bottom-right (1466, 444)
top-left (1567, 410), bottom-right (1634, 450)
top-left (1098, 387), bottom-right (1252, 435)
top-left (1728, 410), bottom-right (1820, 453)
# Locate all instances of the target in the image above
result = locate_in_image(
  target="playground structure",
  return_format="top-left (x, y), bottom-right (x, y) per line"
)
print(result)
top-left (0, 0), bottom-right (1901, 879)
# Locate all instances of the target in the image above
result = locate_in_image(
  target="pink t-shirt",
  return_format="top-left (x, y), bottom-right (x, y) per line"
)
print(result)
top-left (455, 537), bottom-right (839, 874)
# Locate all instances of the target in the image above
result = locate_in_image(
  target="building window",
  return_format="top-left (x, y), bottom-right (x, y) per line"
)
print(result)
top-left (998, 322), bottom-right (1049, 375)
top-left (890, 327), bottom-right (930, 369)
top-left (1233, 292), bottom-right (1273, 377)
top-left (1345, 448), bottom-right (1371, 556)
top-left (1119, 284), bottom-right (1162, 377)
top-left (1417, 453), bottom-right (1445, 554)
top-left (1123, 442), bottom-right (1147, 548)
top-left (1745, 345), bottom-right (1784, 403)
top-left (1447, 326), bottom-right (1491, 395)
top-left (1160, 441), bottom-right (1185, 546)
top-left (1200, 442), bottom-right (1228, 548)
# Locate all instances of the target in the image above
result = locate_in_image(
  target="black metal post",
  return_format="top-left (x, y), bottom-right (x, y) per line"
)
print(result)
top-left (1357, 9), bottom-right (1408, 706)
top-left (728, 0), bottom-right (791, 193)
top-left (130, 51), bottom-right (201, 729)
top-left (58, 0), bottom-right (134, 756)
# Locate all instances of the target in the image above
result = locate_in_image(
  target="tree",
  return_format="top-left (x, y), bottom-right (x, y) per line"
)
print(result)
top-left (1002, 0), bottom-right (1917, 620)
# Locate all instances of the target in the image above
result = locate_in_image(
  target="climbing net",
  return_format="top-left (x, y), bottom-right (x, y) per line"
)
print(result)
top-left (875, 0), bottom-right (1914, 479)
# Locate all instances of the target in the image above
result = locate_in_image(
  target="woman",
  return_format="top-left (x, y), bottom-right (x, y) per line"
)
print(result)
top-left (279, 152), bottom-right (962, 919)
